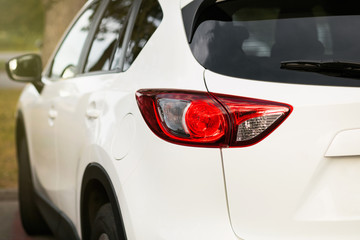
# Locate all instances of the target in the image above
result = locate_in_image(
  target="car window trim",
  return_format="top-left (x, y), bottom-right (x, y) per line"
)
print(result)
top-left (117, 0), bottom-right (142, 71)
top-left (107, 0), bottom-right (135, 72)
top-left (77, 0), bottom-right (111, 75)
top-left (77, 0), bottom-right (142, 77)
top-left (81, 0), bottom-right (136, 75)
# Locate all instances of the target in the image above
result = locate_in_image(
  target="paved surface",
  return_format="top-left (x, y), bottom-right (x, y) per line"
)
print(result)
top-left (0, 52), bottom-right (33, 61)
top-left (0, 189), bottom-right (55, 240)
top-left (0, 72), bottom-right (25, 89)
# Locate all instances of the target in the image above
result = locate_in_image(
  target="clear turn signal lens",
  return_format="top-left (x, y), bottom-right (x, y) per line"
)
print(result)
top-left (237, 114), bottom-right (282, 141)
top-left (157, 98), bottom-right (190, 137)
top-left (212, 93), bottom-right (292, 147)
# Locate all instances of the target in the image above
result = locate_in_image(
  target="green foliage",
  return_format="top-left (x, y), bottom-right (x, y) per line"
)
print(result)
top-left (0, 0), bottom-right (44, 50)
top-left (0, 89), bottom-right (21, 188)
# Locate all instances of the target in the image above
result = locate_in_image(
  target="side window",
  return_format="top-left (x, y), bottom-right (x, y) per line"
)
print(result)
top-left (50, 2), bottom-right (99, 80)
top-left (84, 0), bottom-right (133, 73)
top-left (122, 0), bottom-right (163, 71)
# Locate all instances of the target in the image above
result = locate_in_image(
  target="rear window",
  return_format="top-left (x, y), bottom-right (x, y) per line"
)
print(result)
top-left (186, 0), bottom-right (360, 86)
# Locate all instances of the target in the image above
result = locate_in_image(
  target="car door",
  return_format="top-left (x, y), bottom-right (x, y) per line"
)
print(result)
top-left (29, 0), bottom-right (102, 204)
top-left (52, 0), bottom-right (136, 221)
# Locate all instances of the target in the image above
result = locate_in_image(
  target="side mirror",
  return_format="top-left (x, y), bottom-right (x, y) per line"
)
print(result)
top-left (6, 54), bottom-right (42, 83)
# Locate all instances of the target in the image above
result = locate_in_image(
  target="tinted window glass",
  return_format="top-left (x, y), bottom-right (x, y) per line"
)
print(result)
top-left (85, 0), bottom-right (132, 73)
top-left (122, 0), bottom-right (163, 71)
top-left (188, 0), bottom-right (360, 87)
top-left (50, 2), bottom-right (99, 79)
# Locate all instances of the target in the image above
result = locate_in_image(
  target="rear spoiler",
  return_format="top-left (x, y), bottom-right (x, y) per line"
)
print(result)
top-left (182, 0), bottom-right (217, 43)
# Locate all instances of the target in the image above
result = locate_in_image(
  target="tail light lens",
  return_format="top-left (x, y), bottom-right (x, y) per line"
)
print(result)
top-left (214, 94), bottom-right (292, 147)
top-left (136, 90), bottom-right (230, 147)
top-left (136, 89), bottom-right (292, 148)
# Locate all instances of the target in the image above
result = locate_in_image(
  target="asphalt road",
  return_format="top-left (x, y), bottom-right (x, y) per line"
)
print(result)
top-left (0, 72), bottom-right (25, 89)
top-left (0, 189), bottom-right (55, 240)
top-left (0, 52), bottom-right (33, 61)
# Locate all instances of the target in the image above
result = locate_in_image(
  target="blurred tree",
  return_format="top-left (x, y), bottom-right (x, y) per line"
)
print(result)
top-left (0, 0), bottom-right (44, 50)
top-left (0, 0), bottom-right (44, 33)
top-left (41, 0), bottom-right (86, 65)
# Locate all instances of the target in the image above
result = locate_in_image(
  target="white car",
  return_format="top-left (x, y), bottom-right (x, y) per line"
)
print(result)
top-left (6, 0), bottom-right (360, 239)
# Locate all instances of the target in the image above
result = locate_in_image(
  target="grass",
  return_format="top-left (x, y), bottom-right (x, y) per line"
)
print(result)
top-left (0, 60), bottom-right (6, 71)
top-left (0, 88), bottom-right (21, 188)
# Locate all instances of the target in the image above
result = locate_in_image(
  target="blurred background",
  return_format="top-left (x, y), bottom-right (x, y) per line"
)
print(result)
top-left (0, 0), bottom-right (86, 189)
top-left (0, 1), bottom-right (102, 238)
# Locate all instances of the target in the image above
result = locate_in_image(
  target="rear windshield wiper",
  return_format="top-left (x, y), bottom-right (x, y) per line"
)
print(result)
top-left (281, 60), bottom-right (360, 79)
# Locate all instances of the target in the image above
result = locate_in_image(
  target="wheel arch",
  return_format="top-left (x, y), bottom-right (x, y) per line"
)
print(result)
top-left (80, 163), bottom-right (127, 240)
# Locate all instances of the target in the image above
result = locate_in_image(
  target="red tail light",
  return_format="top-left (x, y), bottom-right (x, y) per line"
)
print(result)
top-left (136, 89), bottom-right (292, 148)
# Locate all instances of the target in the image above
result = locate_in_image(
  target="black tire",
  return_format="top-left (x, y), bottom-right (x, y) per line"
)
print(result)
top-left (18, 134), bottom-right (50, 235)
top-left (91, 203), bottom-right (119, 240)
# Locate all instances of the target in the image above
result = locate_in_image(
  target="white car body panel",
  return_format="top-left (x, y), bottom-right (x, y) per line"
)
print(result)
top-left (18, 0), bottom-right (239, 238)
top-left (26, 88), bottom-right (59, 204)
top-left (325, 129), bottom-right (360, 157)
top-left (205, 70), bottom-right (360, 239)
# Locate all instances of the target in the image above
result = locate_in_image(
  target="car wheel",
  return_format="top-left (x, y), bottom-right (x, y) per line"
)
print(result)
top-left (91, 203), bottom-right (119, 240)
top-left (18, 134), bottom-right (50, 235)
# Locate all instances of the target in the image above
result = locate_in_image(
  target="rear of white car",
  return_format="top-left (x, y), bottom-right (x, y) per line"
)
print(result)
top-left (181, 0), bottom-right (360, 239)
top-left (206, 72), bottom-right (360, 240)
top-left (7, 0), bottom-right (360, 239)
